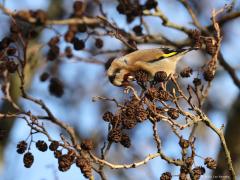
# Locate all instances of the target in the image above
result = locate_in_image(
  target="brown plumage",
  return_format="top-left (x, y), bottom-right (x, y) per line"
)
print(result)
top-left (107, 48), bottom-right (193, 86)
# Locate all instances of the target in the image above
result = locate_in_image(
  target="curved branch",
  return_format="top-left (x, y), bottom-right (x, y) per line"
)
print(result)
top-left (90, 152), bottom-right (160, 169)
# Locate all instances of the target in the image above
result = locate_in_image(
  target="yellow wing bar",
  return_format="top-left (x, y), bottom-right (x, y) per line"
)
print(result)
top-left (162, 51), bottom-right (177, 58)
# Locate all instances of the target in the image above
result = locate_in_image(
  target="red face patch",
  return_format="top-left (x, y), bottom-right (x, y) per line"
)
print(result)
top-left (123, 73), bottom-right (131, 82)
top-left (121, 73), bottom-right (133, 86)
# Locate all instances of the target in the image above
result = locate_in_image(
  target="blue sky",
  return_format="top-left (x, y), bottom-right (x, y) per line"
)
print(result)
top-left (0, 0), bottom-right (240, 179)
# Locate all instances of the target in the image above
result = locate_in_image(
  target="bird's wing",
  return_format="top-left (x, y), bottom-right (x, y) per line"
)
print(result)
top-left (124, 48), bottom-right (177, 65)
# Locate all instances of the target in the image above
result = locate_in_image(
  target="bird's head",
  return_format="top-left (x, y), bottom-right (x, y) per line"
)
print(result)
top-left (106, 57), bottom-right (135, 86)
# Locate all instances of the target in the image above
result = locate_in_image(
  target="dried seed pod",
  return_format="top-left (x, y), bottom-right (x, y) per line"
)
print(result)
top-left (49, 141), bottom-right (59, 151)
top-left (58, 154), bottom-right (73, 172)
top-left (73, 38), bottom-right (85, 50)
top-left (160, 172), bottom-right (172, 180)
top-left (108, 128), bottom-right (122, 143)
top-left (124, 106), bottom-right (135, 117)
top-left (203, 68), bottom-right (214, 81)
top-left (15, 10), bottom-right (31, 21)
top-left (179, 172), bottom-right (187, 180)
top-left (179, 137), bottom-right (189, 149)
top-left (145, 0), bottom-right (158, 10)
top-left (135, 69), bottom-right (149, 86)
top-left (78, 23), bottom-right (87, 33)
top-left (17, 141), bottom-right (27, 154)
top-left (33, 9), bottom-right (48, 25)
top-left (193, 78), bottom-right (201, 86)
top-left (190, 29), bottom-right (202, 49)
top-left (73, 1), bottom-right (83, 12)
top-left (65, 46), bottom-right (73, 58)
top-left (127, 14), bottom-right (135, 23)
top-left (102, 111), bottom-right (114, 122)
top-left (69, 24), bottom-right (78, 33)
top-left (54, 150), bottom-right (62, 158)
top-left (192, 166), bottom-right (205, 179)
top-left (95, 38), bottom-right (103, 49)
top-left (167, 108), bottom-right (179, 120)
top-left (110, 115), bottom-right (121, 127)
top-left (36, 140), bottom-right (48, 152)
top-left (76, 156), bottom-right (92, 178)
top-left (185, 157), bottom-right (194, 167)
top-left (154, 71), bottom-right (167, 82)
top-left (67, 149), bottom-right (76, 162)
top-left (64, 30), bottom-right (75, 43)
top-left (23, 152), bottom-right (34, 168)
top-left (205, 37), bottom-right (217, 55)
top-left (73, 1), bottom-right (84, 17)
top-left (180, 67), bottom-right (193, 78)
top-left (145, 87), bottom-right (159, 101)
top-left (116, 3), bottom-right (125, 14)
top-left (81, 139), bottom-right (94, 151)
top-left (40, 72), bottom-right (49, 82)
top-left (125, 96), bottom-right (140, 107)
top-left (180, 166), bottom-right (189, 173)
top-left (122, 116), bottom-right (137, 129)
top-left (120, 133), bottom-right (131, 148)
top-left (48, 77), bottom-right (64, 97)
top-left (158, 90), bottom-right (170, 101)
top-left (48, 36), bottom-right (60, 47)
top-left (47, 45), bottom-right (60, 61)
top-left (135, 107), bottom-right (148, 122)
top-left (133, 25), bottom-right (142, 36)
top-left (204, 157), bottom-right (217, 169)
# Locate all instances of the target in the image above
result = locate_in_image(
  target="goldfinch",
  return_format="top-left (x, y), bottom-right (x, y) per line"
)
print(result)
top-left (107, 48), bottom-right (195, 86)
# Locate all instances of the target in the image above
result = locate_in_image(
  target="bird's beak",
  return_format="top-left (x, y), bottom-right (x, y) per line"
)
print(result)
top-left (120, 74), bottom-right (135, 87)
top-left (127, 75), bottom-right (135, 82)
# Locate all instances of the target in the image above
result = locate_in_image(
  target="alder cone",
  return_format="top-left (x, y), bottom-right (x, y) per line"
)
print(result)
top-left (23, 152), bottom-right (34, 168)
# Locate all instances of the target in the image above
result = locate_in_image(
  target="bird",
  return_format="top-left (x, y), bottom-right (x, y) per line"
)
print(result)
top-left (107, 47), bottom-right (195, 86)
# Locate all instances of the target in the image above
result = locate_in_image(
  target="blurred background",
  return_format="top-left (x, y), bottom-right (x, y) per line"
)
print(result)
top-left (0, 0), bottom-right (240, 179)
